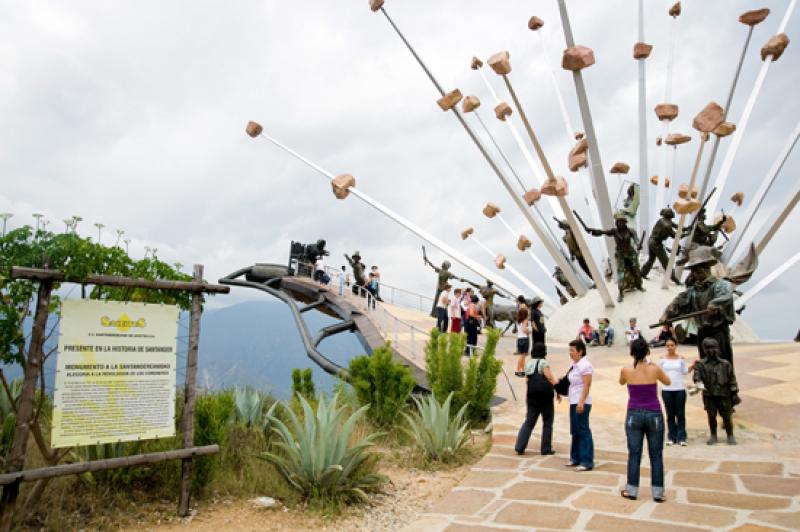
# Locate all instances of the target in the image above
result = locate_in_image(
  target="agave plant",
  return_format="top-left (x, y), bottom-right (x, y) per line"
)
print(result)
top-left (233, 386), bottom-right (271, 429)
top-left (0, 379), bottom-right (22, 466)
top-left (260, 393), bottom-right (386, 505)
top-left (402, 392), bottom-right (470, 462)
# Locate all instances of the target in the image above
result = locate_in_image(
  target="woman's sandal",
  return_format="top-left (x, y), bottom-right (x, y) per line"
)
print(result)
top-left (620, 489), bottom-right (637, 500)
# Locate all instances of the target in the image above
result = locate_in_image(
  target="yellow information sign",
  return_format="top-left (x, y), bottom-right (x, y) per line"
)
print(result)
top-left (51, 300), bottom-right (179, 448)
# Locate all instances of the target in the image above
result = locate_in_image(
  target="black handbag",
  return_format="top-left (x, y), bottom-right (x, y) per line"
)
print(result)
top-left (554, 367), bottom-right (571, 396)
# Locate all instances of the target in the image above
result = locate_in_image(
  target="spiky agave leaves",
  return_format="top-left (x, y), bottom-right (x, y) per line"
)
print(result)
top-left (402, 392), bottom-right (470, 462)
top-left (260, 393), bottom-right (386, 505)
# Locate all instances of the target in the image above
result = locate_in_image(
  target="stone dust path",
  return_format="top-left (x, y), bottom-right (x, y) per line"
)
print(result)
top-left (400, 340), bottom-right (800, 531)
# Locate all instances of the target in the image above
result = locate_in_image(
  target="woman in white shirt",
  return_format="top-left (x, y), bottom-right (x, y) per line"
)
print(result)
top-left (657, 337), bottom-right (689, 446)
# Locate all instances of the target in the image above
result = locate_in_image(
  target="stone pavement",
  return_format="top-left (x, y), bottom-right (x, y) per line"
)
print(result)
top-left (399, 339), bottom-right (800, 531)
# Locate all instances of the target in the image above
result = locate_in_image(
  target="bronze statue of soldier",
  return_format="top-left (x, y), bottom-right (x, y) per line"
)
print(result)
top-left (641, 208), bottom-right (682, 283)
top-left (555, 218), bottom-right (592, 279)
top-left (584, 213), bottom-right (644, 302)
top-left (478, 280), bottom-right (508, 328)
top-left (552, 266), bottom-right (576, 305)
top-left (423, 254), bottom-right (460, 317)
top-left (344, 251), bottom-right (367, 294)
top-left (679, 208), bottom-right (727, 264)
top-left (661, 246), bottom-right (737, 368)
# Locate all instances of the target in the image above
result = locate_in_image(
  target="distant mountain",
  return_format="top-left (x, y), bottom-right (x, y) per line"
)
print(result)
top-left (1, 300), bottom-right (367, 400)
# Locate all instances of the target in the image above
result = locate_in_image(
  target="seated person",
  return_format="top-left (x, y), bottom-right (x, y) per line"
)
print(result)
top-left (650, 322), bottom-right (675, 347)
top-left (624, 318), bottom-right (641, 345)
top-left (592, 318), bottom-right (614, 347)
top-left (577, 318), bottom-right (595, 343)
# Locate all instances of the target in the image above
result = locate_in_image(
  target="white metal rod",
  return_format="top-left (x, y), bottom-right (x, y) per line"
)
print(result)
top-left (707, 0), bottom-right (798, 216)
top-left (378, 6), bottom-right (586, 296)
top-left (500, 74), bottom-right (614, 307)
top-left (556, 0), bottom-right (616, 265)
top-left (257, 133), bottom-right (525, 297)
top-left (662, 138), bottom-right (707, 289)
top-left (470, 235), bottom-right (557, 309)
top-left (637, 0), bottom-right (651, 228)
top-left (653, 120), bottom-right (672, 224)
top-left (722, 121), bottom-right (800, 264)
top-left (735, 251), bottom-right (800, 310)
top-left (755, 188), bottom-right (800, 257)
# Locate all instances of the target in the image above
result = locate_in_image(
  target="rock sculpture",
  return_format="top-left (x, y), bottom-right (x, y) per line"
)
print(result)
top-left (562, 46), bottom-right (595, 71)
top-left (437, 89), bottom-right (463, 111)
top-left (332, 173), bottom-right (356, 199)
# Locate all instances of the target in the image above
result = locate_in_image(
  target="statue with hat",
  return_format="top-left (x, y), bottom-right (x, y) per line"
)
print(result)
top-left (422, 246), bottom-right (471, 317)
top-left (641, 207), bottom-right (683, 283)
top-left (344, 251), bottom-right (367, 294)
top-left (478, 280), bottom-right (509, 328)
top-left (679, 207), bottom-right (728, 264)
top-left (582, 212), bottom-right (645, 302)
top-left (661, 246), bottom-right (737, 367)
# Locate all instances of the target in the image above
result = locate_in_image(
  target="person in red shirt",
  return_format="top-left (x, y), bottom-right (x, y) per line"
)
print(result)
top-left (577, 319), bottom-right (595, 343)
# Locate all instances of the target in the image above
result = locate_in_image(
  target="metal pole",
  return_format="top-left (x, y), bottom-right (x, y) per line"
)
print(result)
top-left (735, 251), bottom-right (800, 311)
top-left (556, 0), bottom-right (616, 264)
top-left (376, 6), bottom-right (586, 296)
top-left (500, 74), bottom-right (614, 307)
top-left (255, 133), bottom-right (525, 298)
top-left (662, 138), bottom-right (708, 289)
top-left (697, 26), bottom-right (754, 201)
top-left (722, 121), bottom-right (800, 264)
top-left (636, 0), bottom-right (651, 228)
top-left (756, 188), bottom-right (799, 256)
top-left (706, 0), bottom-right (798, 216)
top-left (469, 234), bottom-right (557, 309)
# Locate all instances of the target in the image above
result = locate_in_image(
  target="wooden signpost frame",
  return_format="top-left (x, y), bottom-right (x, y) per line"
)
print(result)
top-left (0, 265), bottom-right (229, 531)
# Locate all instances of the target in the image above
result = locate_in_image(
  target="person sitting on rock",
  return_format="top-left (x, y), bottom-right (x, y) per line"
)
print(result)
top-left (577, 319), bottom-right (594, 344)
top-left (625, 318), bottom-right (642, 345)
top-left (592, 318), bottom-right (614, 347)
top-left (692, 338), bottom-right (739, 445)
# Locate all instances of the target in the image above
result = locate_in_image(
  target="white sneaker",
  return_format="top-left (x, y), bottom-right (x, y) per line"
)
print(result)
top-left (679, 441), bottom-right (688, 446)
top-left (575, 465), bottom-right (592, 472)
top-left (665, 441), bottom-right (674, 446)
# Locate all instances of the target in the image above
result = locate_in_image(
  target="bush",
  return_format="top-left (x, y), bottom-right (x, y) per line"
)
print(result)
top-left (261, 393), bottom-right (387, 508)
top-left (193, 389), bottom-right (236, 490)
top-left (233, 386), bottom-right (276, 430)
top-left (348, 344), bottom-right (415, 427)
top-left (424, 328), bottom-right (502, 425)
top-left (291, 368), bottom-right (316, 400)
top-left (402, 392), bottom-right (470, 463)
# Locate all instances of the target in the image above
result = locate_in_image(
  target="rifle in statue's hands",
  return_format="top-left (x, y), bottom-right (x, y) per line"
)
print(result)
top-left (553, 216), bottom-right (569, 230)
top-left (649, 308), bottom-right (714, 329)
top-left (638, 230), bottom-right (647, 252)
top-left (571, 210), bottom-right (591, 233)
top-left (687, 187), bottom-right (717, 231)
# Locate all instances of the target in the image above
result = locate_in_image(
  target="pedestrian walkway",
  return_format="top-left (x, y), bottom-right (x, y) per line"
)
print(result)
top-left (402, 341), bottom-right (800, 531)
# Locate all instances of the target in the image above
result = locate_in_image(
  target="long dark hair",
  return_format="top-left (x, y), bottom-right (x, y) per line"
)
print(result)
top-left (630, 337), bottom-right (649, 367)
top-left (516, 307), bottom-right (529, 323)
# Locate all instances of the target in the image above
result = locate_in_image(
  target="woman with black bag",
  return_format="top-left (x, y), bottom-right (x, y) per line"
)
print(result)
top-left (514, 342), bottom-right (560, 455)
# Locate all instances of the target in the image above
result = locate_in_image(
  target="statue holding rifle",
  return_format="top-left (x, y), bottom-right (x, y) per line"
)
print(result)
top-left (422, 246), bottom-right (477, 317)
top-left (576, 210), bottom-right (644, 302)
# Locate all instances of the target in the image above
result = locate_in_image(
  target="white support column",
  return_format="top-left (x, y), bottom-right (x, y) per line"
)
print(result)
top-left (636, 0), bottom-right (651, 229)
top-left (735, 251), bottom-right (800, 311)
top-left (756, 188), bottom-right (799, 256)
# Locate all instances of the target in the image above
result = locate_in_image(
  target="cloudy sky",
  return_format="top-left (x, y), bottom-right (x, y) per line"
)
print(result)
top-left (1, 1), bottom-right (798, 339)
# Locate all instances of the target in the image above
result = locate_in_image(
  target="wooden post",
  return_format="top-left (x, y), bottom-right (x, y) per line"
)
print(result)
top-left (0, 276), bottom-right (54, 532)
top-left (178, 265), bottom-right (204, 516)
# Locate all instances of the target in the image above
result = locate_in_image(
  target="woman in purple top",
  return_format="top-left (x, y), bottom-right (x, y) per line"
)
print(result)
top-left (619, 338), bottom-right (671, 502)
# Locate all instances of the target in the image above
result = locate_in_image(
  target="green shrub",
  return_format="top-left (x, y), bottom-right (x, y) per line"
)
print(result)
top-left (458, 327), bottom-right (502, 424)
top-left (193, 389), bottom-right (236, 490)
top-left (348, 344), bottom-right (414, 427)
top-left (261, 393), bottom-right (387, 508)
top-left (0, 378), bottom-right (21, 467)
top-left (233, 386), bottom-right (276, 430)
top-left (291, 368), bottom-right (316, 400)
top-left (402, 392), bottom-right (469, 463)
top-left (425, 329), bottom-right (465, 402)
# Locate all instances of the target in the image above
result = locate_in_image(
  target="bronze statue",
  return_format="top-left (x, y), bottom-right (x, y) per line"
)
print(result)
top-left (423, 249), bottom-right (460, 317)
top-left (661, 246), bottom-right (736, 367)
top-left (582, 212), bottom-right (644, 302)
top-left (554, 218), bottom-right (592, 279)
top-left (693, 338), bottom-right (739, 445)
top-left (344, 251), bottom-right (367, 293)
top-left (553, 266), bottom-right (576, 305)
top-left (290, 238), bottom-right (329, 277)
top-left (679, 208), bottom-right (727, 264)
top-left (641, 208), bottom-right (682, 283)
top-left (479, 280), bottom-right (508, 328)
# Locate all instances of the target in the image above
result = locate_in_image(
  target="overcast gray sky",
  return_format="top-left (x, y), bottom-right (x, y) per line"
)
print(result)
top-left (1, 1), bottom-right (798, 339)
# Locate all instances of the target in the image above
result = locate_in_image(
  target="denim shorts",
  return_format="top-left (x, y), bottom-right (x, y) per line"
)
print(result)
top-left (517, 338), bottom-right (530, 354)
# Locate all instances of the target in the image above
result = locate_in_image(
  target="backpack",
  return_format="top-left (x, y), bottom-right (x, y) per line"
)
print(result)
top-left (526, 360), bottom-right (554, 403)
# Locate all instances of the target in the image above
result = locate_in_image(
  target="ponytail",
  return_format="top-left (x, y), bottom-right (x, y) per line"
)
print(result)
top-left (630, 337), bottom-right (649, 368)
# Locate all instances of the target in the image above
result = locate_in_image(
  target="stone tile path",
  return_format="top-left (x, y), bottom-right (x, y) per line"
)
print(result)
top-left (398, 340), bottom-right (800, 531)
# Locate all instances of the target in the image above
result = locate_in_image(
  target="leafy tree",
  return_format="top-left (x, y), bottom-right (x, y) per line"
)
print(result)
top-left (291, 368), bottom-right (316, 401)
top-left (348, 344), bottom-right (415, 427)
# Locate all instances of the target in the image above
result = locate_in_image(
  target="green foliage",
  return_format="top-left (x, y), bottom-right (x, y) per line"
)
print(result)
top-left (291, 368), bottom-right (316, 400)
top-left (401, 392), bottom-right (470, 463)
top-left (0, 224), bottom-right (193, 366)
top-left (0, 378), bottom-right (22, 467)
top-left (457, 328), bottom-right (503, 424)
top-left (348, 344), bottom-right (414, 427)
top-left (260, 393), bottom-right (387, 508)
top-left (425, 329), bottom-right (465, 403)
top-left (423, 328), bottom-right (502, 425)
top-left (233, 386), bottom-right (276, 430)
top-left (193, 390), bottom-right (236, 490)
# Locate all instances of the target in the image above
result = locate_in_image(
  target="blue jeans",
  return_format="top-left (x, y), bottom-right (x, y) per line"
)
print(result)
top-left (625, 409), bottom-right (665, 499)
top-left (661, 390), bottom-right (687, 443)
top-left (436, 307), bottom-right (448, 332)
top-left (569, 404), bottom-right (594, 468)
